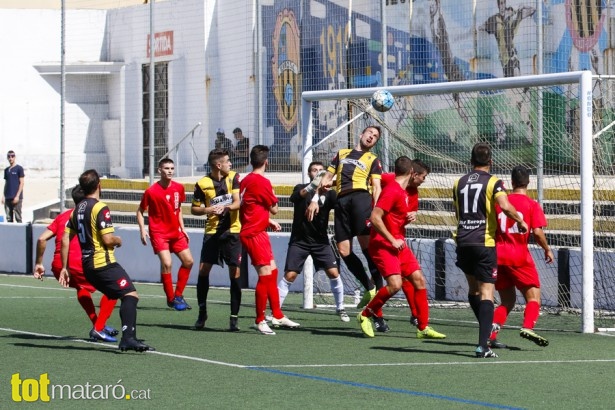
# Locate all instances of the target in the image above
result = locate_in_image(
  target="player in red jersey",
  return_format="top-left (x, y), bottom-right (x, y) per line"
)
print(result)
top-left (137, 158), bottom-right (194, 311)
top-left (380, 172), bottom-right (420, 327)
top-left (239, 145), bottom-right (299, 335)
top-left (357, 157), bottom-right (446, 339)
top-left (33, 185), bottom-right (118, 342)
top-left (489, 166), bottom-right (553, 348)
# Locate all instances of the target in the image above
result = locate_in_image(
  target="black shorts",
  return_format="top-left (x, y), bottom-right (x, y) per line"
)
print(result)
top-left (284, 240), bottom-right (338, 274)
top-left (84, 262), bottom-right (136, 300)
top-left (455, 246), bottom-right (498, 284)
top-left (334, 190), bottom-right (372, 242)
top-left (200, 231), bottom-right (242, 267)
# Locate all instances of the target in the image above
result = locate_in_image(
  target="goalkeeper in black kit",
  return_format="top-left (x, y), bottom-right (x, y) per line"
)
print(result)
top-left (277, 161), bottom-right (349, 322)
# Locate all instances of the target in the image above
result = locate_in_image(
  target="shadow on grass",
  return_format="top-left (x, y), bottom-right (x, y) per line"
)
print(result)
top-left (2, 333), bottom-right (80, 341)
top-left (139, 322), bottom-right (239, 333)
top-left (372, 339), bottom-right (526, 357)
top-left (372, 344), bottom-right (479, 358)
top-left (11, 342), bottom-right (123, 353)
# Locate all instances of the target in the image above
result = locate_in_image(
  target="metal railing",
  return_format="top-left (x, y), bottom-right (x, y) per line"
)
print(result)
top-left (159, 122), bottom-right (202, 177)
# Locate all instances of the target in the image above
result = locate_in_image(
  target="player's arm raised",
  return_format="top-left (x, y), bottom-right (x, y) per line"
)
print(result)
top-left (318, 170), bottom-right (335, 190)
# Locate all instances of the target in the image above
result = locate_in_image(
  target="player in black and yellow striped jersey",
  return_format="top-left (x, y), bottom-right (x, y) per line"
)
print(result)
top-left (453, 143), bottom-right (527, 358)
top-left (60, 169), bottom-right (153, 352)
top-left (191, 149), bottom-right (242, 331)
top-left (318, 126), bottom-right (387, 327)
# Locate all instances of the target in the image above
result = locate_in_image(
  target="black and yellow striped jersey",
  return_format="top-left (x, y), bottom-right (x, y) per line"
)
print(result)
top-left (193, 171), bottom-right (241, 234)
top-left (66, 198), bottom-right (117, 271)
top-left (453, 170), bottom-right (507, 247)
top-left (327, 149), bottom-right (382, 197)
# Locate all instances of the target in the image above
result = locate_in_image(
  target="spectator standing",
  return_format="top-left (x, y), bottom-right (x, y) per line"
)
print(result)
top-left (3, 150), bottom-right (25, 222)
top-left (214, 128), bottom-right (234, 152)
top-left (231, 127), bottom-right (250, 169)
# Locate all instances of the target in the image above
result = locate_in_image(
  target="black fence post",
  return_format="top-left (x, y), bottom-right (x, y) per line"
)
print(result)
top-left (557, 248), bottom-right (571, 308)
top-left (26, 222), bottom-right (33, 275)
top-left (435, 238), bottom-right (446, 301)
top-left (239, 247), bottom-right (249, 289)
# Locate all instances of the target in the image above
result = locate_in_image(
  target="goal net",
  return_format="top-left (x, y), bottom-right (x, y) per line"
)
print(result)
top-left (301, 71), bottom-right (615, 334)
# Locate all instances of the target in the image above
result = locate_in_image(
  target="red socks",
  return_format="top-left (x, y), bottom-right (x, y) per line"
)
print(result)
top-left (175, 266), bottom-right (191, 297)
top-left (255, 269), bottom-right (284, 322)
top-left (363, 287), bottom-right (391, 317)
top-left (161, 272), bottom-right (174, 302)
top-left (94, 295), bottom-right (117, 331)
top-left (414, 288), bottom-right (429, 330)
top-left (76, 288), bottom-right (97, 325)
top-left (255, 275), bottom-right (270, 323)
top-left (523, 300), bottom-right (540, 329)
top-left (490, 305), bottom-right (510, 339)
top-left (401, 280), bottom-right (418, 318)
top-left (269, 268), bottom-right (284, 319)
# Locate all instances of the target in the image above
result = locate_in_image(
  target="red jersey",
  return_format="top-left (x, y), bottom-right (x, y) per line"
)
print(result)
top-left (370, 179), bottom-right (411, 245)
top-left (49, 209), bottom-right (83, 274)
top-left (381, 172), bottom-right (419, 212)
top-left (495, 193), bottom-right (547, 266)
top-left (139, 180), bottom-right (185, 237)
top-left (239, 172), bottom-right (278, 237)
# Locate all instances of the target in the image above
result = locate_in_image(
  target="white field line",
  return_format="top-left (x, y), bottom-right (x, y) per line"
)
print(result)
top-left (1, 326), bottom-right (615, 370)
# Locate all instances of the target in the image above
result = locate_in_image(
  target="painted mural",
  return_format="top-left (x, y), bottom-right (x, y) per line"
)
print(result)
top-left (262, 0), bottom-right (612, 172)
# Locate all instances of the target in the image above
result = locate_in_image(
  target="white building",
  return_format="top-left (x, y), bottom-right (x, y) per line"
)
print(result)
top-left (0, 0), bottom-right (255, 179)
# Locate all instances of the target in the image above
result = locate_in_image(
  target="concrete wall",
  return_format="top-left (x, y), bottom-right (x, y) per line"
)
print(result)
top-left (21, 223), bottom-right (296, 291)
top-left (0, 222), bottom-right (602, 311)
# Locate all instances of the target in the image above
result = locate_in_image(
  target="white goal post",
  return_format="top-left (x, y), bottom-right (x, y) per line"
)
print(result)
top-left (300, 71), bottom-right (597, 333)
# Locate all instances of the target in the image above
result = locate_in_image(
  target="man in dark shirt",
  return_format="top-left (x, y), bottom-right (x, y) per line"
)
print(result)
top-left (231, 127), bottom-right (250, 168)
top-left (277, 161), bottom-right (349, 322)
top-left (214, 128), bottom-right (234, 152)
top-left (3, 150), bottom-right (25, 223)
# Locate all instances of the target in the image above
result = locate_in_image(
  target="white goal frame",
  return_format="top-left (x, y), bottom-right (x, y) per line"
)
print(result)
top-left (300, 71), bottom-right (595, 333)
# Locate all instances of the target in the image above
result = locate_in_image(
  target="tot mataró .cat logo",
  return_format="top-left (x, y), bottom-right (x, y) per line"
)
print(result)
top-left (9, 372), bottom-right (151, 401)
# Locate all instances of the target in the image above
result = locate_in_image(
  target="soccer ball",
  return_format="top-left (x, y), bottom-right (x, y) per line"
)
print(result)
top-left (371, 89), bottom-right (395, 112)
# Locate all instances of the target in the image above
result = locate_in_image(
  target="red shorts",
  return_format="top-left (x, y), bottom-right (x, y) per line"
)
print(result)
top-left (51, 266), bottom-right (96, 293)
top-left (151, 231), bottom-right (189, 255)
top-left (240, 231), bottom-right (274, 267)
top-left (496, 263), bottom-right (540, 291)
top-left (369, 241), bottom-right (420, 278)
